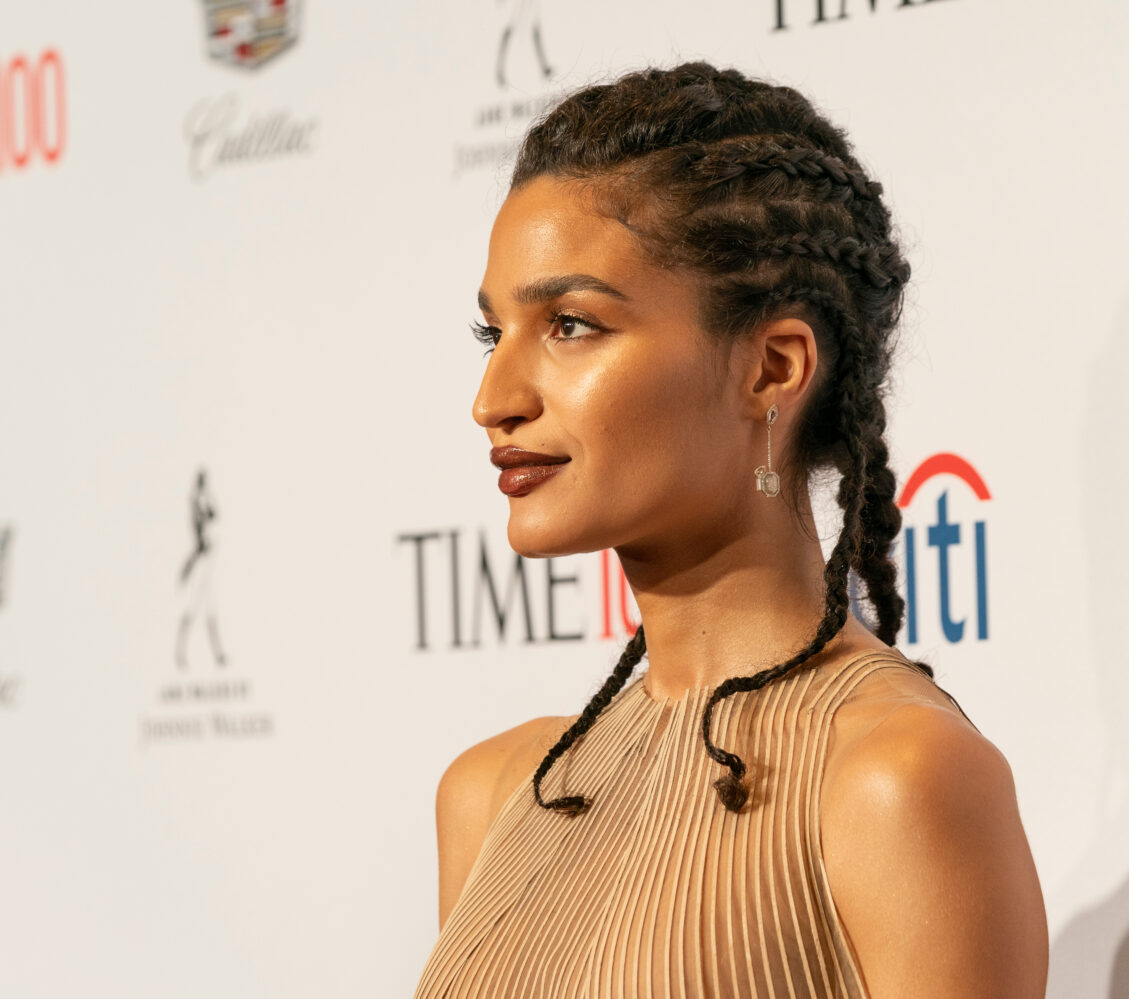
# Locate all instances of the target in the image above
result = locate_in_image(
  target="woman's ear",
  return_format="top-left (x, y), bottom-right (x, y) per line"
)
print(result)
top-left (742, 317), bottom-right (819, 421)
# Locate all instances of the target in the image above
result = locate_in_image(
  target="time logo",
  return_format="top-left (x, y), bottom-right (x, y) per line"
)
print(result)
top-left (0, 48), bottom-right (65, 174)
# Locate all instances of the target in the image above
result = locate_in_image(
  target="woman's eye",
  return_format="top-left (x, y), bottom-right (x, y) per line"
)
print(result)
top-left (470, 321), bottom-right (501, 355)
top-left (552, 313), bottom-right (599, 340)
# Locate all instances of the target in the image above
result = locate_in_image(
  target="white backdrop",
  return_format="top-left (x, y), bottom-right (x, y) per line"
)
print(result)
top-left (1, 1), bottom-right (1127, 996)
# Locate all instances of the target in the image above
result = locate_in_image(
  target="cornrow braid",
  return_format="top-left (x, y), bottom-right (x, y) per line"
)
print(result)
top-left (855, 404), bottom-right (908, 647)
top-left (532, 626), bottom-right (647, 815)
top-left (511, 62), bottom-right (916, 815)
top-left (751, 233), bottom-right (907, 289)
top-left (787, 286), bottom-right (913, 654)
top-left (688, 140), bottom-right (884, 203)
top-left (680, 225), bottom-right (908, 290)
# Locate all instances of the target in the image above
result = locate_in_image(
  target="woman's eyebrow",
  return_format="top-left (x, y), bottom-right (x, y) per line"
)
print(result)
top-left (477, 274), bottom-right (630, 314)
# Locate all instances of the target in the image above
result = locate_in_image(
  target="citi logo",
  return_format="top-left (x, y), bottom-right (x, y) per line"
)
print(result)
top-left (897, 453), bottom-right (990, 645)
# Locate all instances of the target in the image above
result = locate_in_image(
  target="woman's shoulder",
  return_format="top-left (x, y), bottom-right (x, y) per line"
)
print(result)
top-left (817, 646), bottom-right (1048, 996)
top-left (821, 642), bottom-right (1004, 835)
top-left (434, 713), bottom-right (575, 928)
top-left (437, 713), bottom-right (576, 825)
top-left (823, 662), bottom-right (1009, 825)
top-left (831, 645), bottom-right (973, 729)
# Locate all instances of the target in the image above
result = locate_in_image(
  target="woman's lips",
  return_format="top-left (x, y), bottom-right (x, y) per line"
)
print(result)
top-left (490, 447), bottom-right (570, 497)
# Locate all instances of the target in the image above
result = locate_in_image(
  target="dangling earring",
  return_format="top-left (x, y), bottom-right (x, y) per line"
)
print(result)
top-left (755, 405), bottom-right (780, 498)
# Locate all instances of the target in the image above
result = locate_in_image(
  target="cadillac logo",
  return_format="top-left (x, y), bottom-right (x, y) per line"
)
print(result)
top-left (202, 0), bottom-right (301, 70)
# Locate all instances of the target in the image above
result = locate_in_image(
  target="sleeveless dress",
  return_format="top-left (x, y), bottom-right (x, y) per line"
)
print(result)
top-left (415, 651), bottom-right (959, 999)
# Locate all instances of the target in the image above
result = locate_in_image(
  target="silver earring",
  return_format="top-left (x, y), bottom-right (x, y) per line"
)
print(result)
top-left (755, 404), bottom-right (780, 498)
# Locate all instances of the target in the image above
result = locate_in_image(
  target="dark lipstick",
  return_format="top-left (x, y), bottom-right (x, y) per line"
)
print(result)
top-left (490, 446), bottom-right (570, 497)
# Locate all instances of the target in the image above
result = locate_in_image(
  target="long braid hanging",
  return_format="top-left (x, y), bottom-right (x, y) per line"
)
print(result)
top-left (532, 626), bottom-right (647, 815)
top-left (854, 402), bottom-right (909, 648)
top-left (703, 287), bottom-right (871, 811)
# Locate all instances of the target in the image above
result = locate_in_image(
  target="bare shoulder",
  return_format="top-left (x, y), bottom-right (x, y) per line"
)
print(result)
top-left (820, 672), bottom-right (1048, 998)
top-left (437, 713), bottom-right (574, 837)
top-left (435, 713), bottom-right (574, 930)
top-left (823, 685), bottom-right (1013, 844)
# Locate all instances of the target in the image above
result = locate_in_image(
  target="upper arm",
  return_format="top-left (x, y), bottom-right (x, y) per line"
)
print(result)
top-left (821, 703), bottom-right (1048, 999)
top-left (434, 716), bottom-right (568, 931)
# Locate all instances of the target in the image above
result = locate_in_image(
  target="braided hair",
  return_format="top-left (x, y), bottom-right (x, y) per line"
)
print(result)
top-left (518, 63), bottom-right (927, 816)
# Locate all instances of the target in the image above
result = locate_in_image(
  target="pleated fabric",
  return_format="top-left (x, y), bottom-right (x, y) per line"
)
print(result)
top-left (416, 651), bottom-right (924, 999)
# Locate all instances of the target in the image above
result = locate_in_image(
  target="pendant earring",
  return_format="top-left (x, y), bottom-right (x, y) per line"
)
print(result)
top-left (755, 404), bottom-right (780, 498)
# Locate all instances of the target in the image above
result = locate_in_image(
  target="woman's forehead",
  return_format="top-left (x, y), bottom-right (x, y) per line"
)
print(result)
top-left (484, 177), bottom-right (686, 306)
top-left (492, 179), bottom-right (631, 259)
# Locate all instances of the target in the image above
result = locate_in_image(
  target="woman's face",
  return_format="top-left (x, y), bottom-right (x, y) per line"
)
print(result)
top-left (473, 175), bottom-right (763, 561)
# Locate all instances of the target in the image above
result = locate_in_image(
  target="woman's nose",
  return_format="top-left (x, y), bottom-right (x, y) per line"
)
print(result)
top-left (472, 337), bottom-right (542, 431)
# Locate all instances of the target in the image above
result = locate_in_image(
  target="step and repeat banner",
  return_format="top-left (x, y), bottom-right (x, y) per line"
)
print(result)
top-left (1, 1), bottom-right (1127, 996)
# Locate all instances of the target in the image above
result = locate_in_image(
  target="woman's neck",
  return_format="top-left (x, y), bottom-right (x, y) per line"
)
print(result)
top-left (618, 496), bottom-right (874, 701)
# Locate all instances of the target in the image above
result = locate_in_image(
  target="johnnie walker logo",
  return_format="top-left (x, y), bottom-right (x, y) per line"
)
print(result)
top-left (0, 524), bottom-right (19, 708)
top-left (452, 0), bottom-right (561, 179)
top-left (176, 469), bottom-right (228, 671)
top-left (0, 525), bottom-right (11, 613)
top-left (202, 0), bottom-right (302, 70)
top-left (494, 0), bottom-right (553, 90)
top-left (137, 470), bottom-right (273, 746)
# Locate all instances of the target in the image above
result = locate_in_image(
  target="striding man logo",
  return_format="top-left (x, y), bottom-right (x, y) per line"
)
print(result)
top-left (176, 469), bottom-right (228, 669)
top-left (495, 0), bottom-right (553, 89)
top-left (0, 525), bottom-right (11, 610)
top-left (201, 0), bottom-right (301, 70)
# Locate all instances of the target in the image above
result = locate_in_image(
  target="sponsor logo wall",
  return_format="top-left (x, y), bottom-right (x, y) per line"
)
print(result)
top-left (399, 451), bottom-right (992, 657)
top-left (1, 1), bottom-right (1127, 996)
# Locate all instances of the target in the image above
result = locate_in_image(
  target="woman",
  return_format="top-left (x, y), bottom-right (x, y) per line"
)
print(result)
top-left (416, 63), bottom-right (1047, 998)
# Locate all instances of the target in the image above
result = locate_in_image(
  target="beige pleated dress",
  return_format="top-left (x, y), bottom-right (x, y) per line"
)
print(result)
top-left (415, 650), bottom-right (955, 999)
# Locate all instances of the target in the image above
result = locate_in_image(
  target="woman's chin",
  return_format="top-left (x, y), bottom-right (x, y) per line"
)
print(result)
top-left (505, 518), bottom-right (598, 560)
top-left (506, 530), bottom-right (579, 560)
